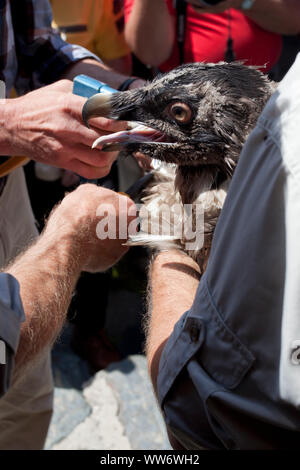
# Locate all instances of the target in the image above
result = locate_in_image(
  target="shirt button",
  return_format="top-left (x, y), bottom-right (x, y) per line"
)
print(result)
top-left (291, 340), bottom-right (300, 365)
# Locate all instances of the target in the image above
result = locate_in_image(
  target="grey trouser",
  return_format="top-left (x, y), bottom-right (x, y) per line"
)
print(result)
top-left (0, 168), bottom-right (53, 449)
top-left (157, 54), bottom-right (300, 449)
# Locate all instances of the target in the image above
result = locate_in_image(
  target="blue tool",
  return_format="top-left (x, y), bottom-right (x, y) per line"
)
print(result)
top-left (73, 74), bottom-right (118, 184)
top-left (73, 74), bottom-right (117, 98)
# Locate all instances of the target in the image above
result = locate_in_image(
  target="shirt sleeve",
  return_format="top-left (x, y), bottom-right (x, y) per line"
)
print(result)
top-left (0, 273), bottom-right (25, 398)
top-left (10, 0), bottom-right (102, 94)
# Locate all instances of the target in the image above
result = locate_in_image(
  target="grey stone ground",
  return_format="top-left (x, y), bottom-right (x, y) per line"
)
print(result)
top-left (45, 287), bottom-right (171, 450)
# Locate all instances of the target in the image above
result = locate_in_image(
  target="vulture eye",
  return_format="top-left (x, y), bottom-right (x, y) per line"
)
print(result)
top-left (168, 102), bottom-right (192, 124)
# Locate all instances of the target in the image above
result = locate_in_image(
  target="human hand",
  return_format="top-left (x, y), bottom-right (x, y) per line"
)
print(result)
top-left (5, 80), bottom-right (128, 179)
top-left (186, 0), bottom-right (242, 14)
top-left (134, 152), bottom-right (153, 171)
top-left (128, 78), bottom-right (147, 90)
top-left (44, 184), bottom-right (137, 273)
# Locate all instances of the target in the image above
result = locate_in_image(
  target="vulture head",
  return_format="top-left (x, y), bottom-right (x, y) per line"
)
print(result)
top-left (83, 62), bottom-right (275, 205)
top-left (82, 62), bottom-right (275, 270)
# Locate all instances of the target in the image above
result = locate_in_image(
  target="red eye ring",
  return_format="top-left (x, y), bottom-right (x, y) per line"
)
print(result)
top-left (168, 102), bottom-right (192, 124)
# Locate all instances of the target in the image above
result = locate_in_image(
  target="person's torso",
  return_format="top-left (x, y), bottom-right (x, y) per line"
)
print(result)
top-left (124, 0), bottom-right (282, 73)
top-left (161, 1), bottom-right (282, 73)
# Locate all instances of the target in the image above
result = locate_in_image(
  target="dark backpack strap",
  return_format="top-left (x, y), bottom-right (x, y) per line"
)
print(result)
top-left (174, 0), bottom-right (187, 65)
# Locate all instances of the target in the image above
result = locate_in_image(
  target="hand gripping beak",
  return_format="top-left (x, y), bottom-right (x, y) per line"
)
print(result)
top-left (82, 92), bottom-right (113, 127)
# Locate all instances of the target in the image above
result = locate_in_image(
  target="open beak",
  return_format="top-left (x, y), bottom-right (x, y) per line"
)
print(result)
top-left (82, 92), bottom-right (167, 152)
top-left (82, 92), bottom-right (114, 127)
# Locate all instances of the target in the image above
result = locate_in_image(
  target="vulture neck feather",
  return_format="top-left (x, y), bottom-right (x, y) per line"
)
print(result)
top-left (175, 165), bottom-right (225, 205)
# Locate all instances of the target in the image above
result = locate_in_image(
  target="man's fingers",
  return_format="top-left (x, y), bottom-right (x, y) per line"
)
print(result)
top-left (74, 114), bottom-right (128, 147)
top-left (73, 145), bottom-right (118, 167)
top-left (88, 116), bottom-right (128, 133)
top-left (134, 152), bottom-right (153, 170)
top-left (70, 159), bottom-right (114, 180)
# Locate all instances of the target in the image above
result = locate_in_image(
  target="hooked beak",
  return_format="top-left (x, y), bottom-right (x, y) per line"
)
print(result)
top-left (82, 92), bottom-right (114, 127)
top-left (81, 89), bottom-right (167, 154)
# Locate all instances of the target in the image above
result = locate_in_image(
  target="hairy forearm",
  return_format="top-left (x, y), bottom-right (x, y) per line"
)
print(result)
top-left (104, 54), bottom-right (133, 76)
top-left (125, 0), bottom-right (174, 66)
top-left (6, 227), bottom-right (82, 375)
top-left (245, 0), bottom-right (300, 35)
top-left (60, 58), bottom-right (134, 90)
top-left (147, 250), bottom-right (200, 390)
top-left (0, 98), bottom-right (18, 156)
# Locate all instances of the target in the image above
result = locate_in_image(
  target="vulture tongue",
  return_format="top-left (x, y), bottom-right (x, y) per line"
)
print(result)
top-left (92, 124), bottom-right (166, 151)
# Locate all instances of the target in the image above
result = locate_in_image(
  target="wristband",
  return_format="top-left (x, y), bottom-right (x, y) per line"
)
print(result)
top-left (118, 77), bottom-right (140, 91)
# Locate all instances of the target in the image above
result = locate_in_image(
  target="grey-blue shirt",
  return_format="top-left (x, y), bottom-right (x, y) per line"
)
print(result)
top-left (157, 54), bottom-right (300, 449)
top-left (0, 273), bottom-right (25, 397)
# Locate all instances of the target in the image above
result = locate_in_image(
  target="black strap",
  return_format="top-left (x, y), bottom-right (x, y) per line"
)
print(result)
top-left (175, 0), bottom-right (187, 65)
top-left (118, 77), bottom-right (140, 91)
top-left (224, 10), bottom-right (236, 62)
top-left (174, 2), bottom-right (235, 64)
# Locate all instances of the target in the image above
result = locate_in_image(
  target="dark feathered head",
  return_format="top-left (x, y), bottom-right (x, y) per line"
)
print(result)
top-left (82, 62), bottom-right (275, 203)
